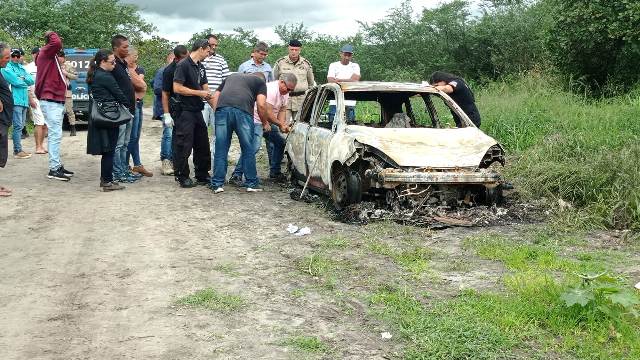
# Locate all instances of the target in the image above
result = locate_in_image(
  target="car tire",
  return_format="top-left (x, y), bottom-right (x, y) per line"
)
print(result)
top-left (331, 166), bottom-right (362, 210)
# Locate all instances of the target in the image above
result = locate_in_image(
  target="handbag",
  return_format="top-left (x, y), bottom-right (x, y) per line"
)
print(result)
top-left (91, 100), bottom-right (132, 128)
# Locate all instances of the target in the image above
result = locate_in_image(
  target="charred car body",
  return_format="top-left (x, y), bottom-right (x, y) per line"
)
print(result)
top-left (285, 82), bottom-right (505, 209)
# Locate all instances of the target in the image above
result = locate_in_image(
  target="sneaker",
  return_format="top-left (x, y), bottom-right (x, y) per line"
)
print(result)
top-left (177, 177), bottom-right (195, 188)
top-left (228, 175), bottom-right (243, 187)
top-left (132, 165), bottom-right (153, 177)
top-left (161, 159), bottom-right (174, 176)
top-left (128, 168), bottom-right (143, 179)
top-left (47, 168), bottom-right (70, 181)
top-left (60, 166), bottom-right (74, 177)
top-left (101, 181), bottom-right (125, 191)
top-left (14, 151), bottom-right (32, 159)
top-left (247, 186), bottom-right (263, 192)
top-left (209, 186), bottom-right (224, 194)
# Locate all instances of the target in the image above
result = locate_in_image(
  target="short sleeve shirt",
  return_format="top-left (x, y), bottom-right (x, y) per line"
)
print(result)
top-left (253, 80), bottom-right (289, 124)
top-left (162, 61), bottom-right (178, 97)
top-left (327, 61), bottom-right (360, 106)
top-left (216, 73), bottom-right (267, 116)
top-left (173, 56), bottom-right (208, 110)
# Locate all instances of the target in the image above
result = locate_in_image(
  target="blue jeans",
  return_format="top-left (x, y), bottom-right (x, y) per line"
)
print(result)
top-left (12, 105), bottom-right (28, 154)
top-left (211, 107), bottom-right (258, 188)
top-left (127, 101), bottom-right (143, 166)
top-left (113, 120), bottom-right (132, 176)
top-left (202, 103), bottom-right (215, 171)
top-left (328, 104), bottom-right (356, 123)
top-left (160, 123), bottom-right (172, 161)
top-left (268, 124), bottom-right (286, 176)
top-left (232, 123), bottom-right (263, 179)
top-left (40, 100), bottom-right (64, 170)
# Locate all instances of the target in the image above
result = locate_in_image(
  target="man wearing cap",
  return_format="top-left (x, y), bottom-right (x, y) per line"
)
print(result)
top-left (273, 39), bottom-right (315, 122)
top-left (36, 31), bottom-right (74, 181)
top-left (0, 43), bottom-right (14, 196)
top-left (238, 41), bottom-right (273, 82)
top-left (327, 44), bottom-right (360, 124)
top-left (56, 50), bottom-right (79, 136)
top-left (1, 48), bottom-right (35, 159)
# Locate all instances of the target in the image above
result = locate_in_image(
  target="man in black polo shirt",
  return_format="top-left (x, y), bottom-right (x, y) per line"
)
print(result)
top-left (171, 39), bottom-right (216, 188)
top-left (160, 45), bottom-right (188, 176)
top-left (110, 34), bottom-right (138, 183)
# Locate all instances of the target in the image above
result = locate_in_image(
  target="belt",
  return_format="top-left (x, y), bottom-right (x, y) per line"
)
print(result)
top-left (41, 99), bottom-right (65, 105)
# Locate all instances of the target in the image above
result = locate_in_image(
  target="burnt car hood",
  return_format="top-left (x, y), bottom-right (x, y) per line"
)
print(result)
top-left (345, 126), bottom-right (499, 168)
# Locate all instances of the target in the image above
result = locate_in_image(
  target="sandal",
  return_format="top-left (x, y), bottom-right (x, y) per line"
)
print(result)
top-left (0, 186), bottom-right (12, 197)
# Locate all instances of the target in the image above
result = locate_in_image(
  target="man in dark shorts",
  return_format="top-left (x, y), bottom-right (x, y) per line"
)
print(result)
top-left (171, 39), bottom-right (216, 188)
top-left (0, 43), bottom-right (14, 196)
top-left (209, 73), bottom-right (271, 193)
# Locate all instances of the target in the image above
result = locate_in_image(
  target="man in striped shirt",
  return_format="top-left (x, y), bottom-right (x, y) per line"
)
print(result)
top-left (201, 34), bottom-right (230, 172)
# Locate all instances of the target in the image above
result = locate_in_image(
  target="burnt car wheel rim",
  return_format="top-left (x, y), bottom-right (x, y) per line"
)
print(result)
top-left (333, 171), bottom-right (348, 206)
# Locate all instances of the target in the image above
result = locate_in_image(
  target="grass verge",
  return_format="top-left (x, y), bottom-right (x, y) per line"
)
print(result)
top-left (177, 288), bottom-right (245, 312)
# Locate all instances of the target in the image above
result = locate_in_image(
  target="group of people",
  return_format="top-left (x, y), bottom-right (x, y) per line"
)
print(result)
top-left (0, 30), bottom-right (480, 196)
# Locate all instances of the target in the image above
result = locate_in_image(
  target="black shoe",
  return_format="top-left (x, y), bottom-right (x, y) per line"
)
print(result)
top-left (60, 166), bottom-right (74, 177)
top-left (70, 125), bottom-right (77, 136)
top-left (195, 176), bottom-right (211, 185)
top-left (269, 173), bottom-right (287, 182)
top-left (177, 177), bottom-right (195, 188)
top-left (21, 128), bottom-right (28, 139)
top-left (47, 168), bottom-right (71, 181)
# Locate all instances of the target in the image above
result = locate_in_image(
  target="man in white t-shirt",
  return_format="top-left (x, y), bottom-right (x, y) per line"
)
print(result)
top-left (327, 44), bottom-right (360, 123)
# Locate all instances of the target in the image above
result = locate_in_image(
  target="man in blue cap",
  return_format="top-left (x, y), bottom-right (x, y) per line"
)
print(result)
top-left (327, 44), bottom-right (360, 123)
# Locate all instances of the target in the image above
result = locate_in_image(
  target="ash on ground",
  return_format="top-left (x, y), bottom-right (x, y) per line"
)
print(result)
top-left (289, 188), bottom-right (545, 229)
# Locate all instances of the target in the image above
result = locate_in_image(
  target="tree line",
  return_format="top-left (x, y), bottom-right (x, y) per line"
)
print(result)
top-left (1, 0), bottom-right (638, 96)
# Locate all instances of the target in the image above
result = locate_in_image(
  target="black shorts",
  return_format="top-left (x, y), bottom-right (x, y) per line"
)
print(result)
top-left (0, 123), bottom-right (8, 168)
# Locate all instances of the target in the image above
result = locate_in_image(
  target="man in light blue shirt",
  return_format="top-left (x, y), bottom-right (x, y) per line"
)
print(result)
top-left (1, 48), bottom-right (34, 159)
top-left (238, 41), bottom-right (273, 81)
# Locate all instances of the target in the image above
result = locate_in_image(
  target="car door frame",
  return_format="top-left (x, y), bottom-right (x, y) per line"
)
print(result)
top-left (286, 86), bottom-right (318, 181)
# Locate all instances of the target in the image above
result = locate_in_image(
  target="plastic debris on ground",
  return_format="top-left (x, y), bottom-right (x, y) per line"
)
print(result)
top-left (286, 223), bottom-right (312, 236)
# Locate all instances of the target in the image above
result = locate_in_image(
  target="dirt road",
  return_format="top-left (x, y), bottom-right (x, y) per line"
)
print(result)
top-left (0, 111), bottom-right (406, 359)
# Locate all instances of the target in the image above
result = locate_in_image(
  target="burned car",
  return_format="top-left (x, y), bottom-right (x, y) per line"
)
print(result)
top-left (285, 82), bottom-right (505, 209)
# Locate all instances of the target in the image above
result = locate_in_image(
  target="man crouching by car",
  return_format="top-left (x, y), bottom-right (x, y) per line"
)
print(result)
top-left (171, 39), bottom-right (216, 188)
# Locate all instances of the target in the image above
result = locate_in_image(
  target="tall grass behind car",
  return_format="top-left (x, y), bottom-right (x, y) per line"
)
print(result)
top-left (478, 74), bottom-right (640, 230)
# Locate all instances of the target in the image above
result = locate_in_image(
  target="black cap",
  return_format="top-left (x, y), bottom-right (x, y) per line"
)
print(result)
top-left (31, 47), bottom-right (40, 54)
top-left (10, 48), bottom-right (24, 57)
top-left (288, 39), bottom-right (302, 47)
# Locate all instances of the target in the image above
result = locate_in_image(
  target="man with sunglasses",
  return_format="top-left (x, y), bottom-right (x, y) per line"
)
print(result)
top-left (228, 73), bottom-right (296, 185)
top-left (1, 48), bottom-right (34, 159)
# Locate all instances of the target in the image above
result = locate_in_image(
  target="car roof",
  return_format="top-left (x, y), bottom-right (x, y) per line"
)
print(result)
top-left (335, 81), bottom-right (439, 94)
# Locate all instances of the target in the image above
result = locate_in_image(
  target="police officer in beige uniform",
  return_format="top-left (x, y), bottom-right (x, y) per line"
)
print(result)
top-left (272, 39), bottom-right (314, 122)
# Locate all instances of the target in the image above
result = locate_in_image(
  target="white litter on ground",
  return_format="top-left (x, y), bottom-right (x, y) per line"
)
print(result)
top-left (381, 332), bottom-right (392, 340)
top-left (286, 224), bottom-right (312, 236)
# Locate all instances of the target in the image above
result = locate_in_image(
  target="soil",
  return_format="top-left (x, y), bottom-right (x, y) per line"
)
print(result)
top-left (0, 109), bottom-right (635, 359)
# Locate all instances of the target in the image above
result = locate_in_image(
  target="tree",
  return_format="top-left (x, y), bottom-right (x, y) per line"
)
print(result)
top-left (0, 0), bottom-right (154, 49)
top-left (546, 0), bottom-right (640, 94)
top-left (135, 36), bottom-right (174, 87)
top-left (273, 22), bottom-right (314, 45)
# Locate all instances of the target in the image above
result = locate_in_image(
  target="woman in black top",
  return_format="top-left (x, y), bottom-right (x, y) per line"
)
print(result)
top-left (429, 71), bottom-right (481, 128)
top-left (86, 49), bottom-right (130, 191)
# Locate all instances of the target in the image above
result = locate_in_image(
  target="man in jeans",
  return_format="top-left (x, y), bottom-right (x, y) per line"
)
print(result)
top-left (126, 47), bottom-right (152, 177)
top-left (209, 73), bottom-right (271, 193)
top-left (1, 48), bottom-right (34, 159)
top-left (229, 73), bottom-right (295, 185)
top-left (161, 45), bottom-right (188, 177)
top-left (35, 31), bottom-right (74, 181)
top-left (0, 43), bottom-right (14, 196)
top-left (110, 34), bottom-right (138, 183)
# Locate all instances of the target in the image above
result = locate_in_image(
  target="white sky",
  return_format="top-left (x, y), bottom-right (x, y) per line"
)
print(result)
top-left (127, 0), bottom-right (445, 43)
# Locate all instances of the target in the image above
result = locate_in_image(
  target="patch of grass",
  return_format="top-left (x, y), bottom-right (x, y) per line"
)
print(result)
top-left (212, 262), bottom-right (240, 277)
top-left (296, 252), bottom-right (353, 291)
top-left (280, 335), bottom-right (329, 354)
top-left (393, 247), bottom-right (433, 275)
top-left (177, 288), bottom-right (245, 312)
top-left (290, 288), bottom-right (305, 298)
top-left (320, 235), bottom-right (350, 249)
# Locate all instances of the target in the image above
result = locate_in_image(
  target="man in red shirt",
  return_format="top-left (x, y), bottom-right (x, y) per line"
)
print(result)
top-left (35, 31), bottom-right (74, 181)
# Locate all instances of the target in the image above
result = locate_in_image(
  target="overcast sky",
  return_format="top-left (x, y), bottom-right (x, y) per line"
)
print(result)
top-left (123, 0), bottom-right (444, 44)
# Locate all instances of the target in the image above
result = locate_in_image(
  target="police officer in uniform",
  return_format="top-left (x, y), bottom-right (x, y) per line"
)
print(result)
top-left (171, 39), bottom-right (216, 188)
top-left (272, 39), bottom-right (315, 122)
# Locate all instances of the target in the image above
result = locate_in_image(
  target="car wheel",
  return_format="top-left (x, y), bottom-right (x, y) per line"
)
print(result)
top-left (331, 166), bottom-right (362, 210)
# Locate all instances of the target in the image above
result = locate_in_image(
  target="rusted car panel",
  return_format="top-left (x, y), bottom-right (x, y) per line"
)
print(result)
top-left (376, 168), bottom-right (501, 188)
top-left (345, 126), bottom-right (498, 168)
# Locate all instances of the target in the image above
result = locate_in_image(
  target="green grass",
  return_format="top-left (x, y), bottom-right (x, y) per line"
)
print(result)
top-left (177, 288), bottom-right (245, 312)
top-left (280, 335), bottom-right (329, 354)
top-left (478, 74), bottom-right (640, 230)
top-left (212, 262), bottom-right (240, 277)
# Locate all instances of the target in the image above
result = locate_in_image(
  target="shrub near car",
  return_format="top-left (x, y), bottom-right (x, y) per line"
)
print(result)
top-left (285, 82), bottom-right (506, 209)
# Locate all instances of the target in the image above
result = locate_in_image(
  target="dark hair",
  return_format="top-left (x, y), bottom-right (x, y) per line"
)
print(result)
top-left (206, 34), bottom-right (218, 41)
top-left (250, 72), bottom-right (265, 81)
top-left (174, 45), bottom-right (188, 58)
top-left (191, 39), bottom-right (209, 52)
top-left (429, 71), bottom-right (459, 85)
top-left (87, 49), bottom-right (113, 84)
top-left (254, 41), bottom-right (269, 53)
top-left (111, 34), bottom-right (128, 49)
top-left (57, 50), bottom-right (65, 57)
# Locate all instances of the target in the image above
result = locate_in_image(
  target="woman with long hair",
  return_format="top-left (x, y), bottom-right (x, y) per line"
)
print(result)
top-left (429, 71), bottom-right (481, 128)
top-left (86, 49), bottom-right (131, 191)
